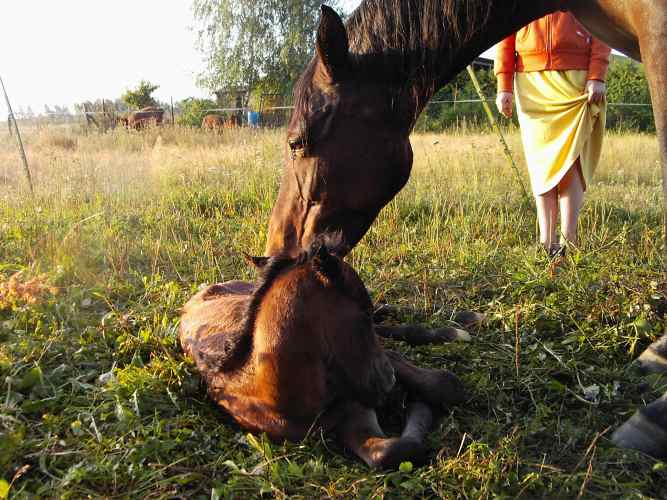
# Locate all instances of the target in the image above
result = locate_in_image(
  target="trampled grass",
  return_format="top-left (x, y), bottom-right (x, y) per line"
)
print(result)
top-left (0, 124), bottom-right (665, 498)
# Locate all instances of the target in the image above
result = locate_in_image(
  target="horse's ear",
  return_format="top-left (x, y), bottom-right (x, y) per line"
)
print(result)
top-left (316, 5), bottom-right (349, 83)
top-left (243, 253), bottom-right (270, 269)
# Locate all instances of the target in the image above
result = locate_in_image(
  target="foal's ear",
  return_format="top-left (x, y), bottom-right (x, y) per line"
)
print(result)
top-left (313, 244), bottom-right (341, 281)
top-left (316, 5), bottom-right (349, 83)
top-left (243, 253), bottom-right (270, 269)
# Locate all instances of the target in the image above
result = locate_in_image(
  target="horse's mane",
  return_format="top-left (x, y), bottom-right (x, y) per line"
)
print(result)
top-left (347, 0), bottom-right (493, 76)
top-left (291, 0), bottom-right (495, 135)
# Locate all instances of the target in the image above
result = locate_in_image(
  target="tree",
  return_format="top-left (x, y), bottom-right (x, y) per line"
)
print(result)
top-left (606, 57), bottom-right (654, 132)
top-left (121, 80), bottom-right (160, 110)
top-left (193, 0), bottom-right (343, 96)
top-left (177, 97), bottom-right (217, 127)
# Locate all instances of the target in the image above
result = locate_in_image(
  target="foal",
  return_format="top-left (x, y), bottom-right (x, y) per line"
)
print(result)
top-left (179, 235), bottom-right (467, 468)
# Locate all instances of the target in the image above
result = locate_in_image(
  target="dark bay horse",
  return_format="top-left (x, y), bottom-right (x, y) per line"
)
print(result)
top-left (263, 0), bottom-right (667, 458)
top-left (265, 0), bottom-right (665, 257)
top-left (179, 235), bottom-right (468, 468)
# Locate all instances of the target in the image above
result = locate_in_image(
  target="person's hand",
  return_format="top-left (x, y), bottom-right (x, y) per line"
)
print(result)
top-left (496, 92), bottom-right (514, 118)
top-left (586, 80), bottom-right (606, 105)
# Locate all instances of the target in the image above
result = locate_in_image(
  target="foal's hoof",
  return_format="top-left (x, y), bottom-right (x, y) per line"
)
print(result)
top-left (431, 327), bottom-right (471, 343)
top-left (453, 311), bottom-right (486, 329)
top-left (636, 336), bottom-right (667, 375)
top-left (365, 437), bottom-right (428, 470)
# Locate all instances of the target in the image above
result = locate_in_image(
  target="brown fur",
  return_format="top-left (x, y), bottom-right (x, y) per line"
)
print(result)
top-left (126, 107), bottom-right (164, 130)
top-left (180, 236), bottom-right (465, 467)
top-left (201, 113), bottom-right (224, 132)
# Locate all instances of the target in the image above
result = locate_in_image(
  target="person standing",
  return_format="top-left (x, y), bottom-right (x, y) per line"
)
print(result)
top-left (495, 12), bottom-right (611, 256)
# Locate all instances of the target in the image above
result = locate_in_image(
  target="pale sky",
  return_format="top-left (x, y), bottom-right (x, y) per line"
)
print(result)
top-left (0, 0), bottom-right (492, 120)
top-left (0, 0), bottom-right (208, 119)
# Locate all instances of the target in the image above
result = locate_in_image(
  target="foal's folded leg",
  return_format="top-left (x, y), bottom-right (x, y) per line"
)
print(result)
top-left (337, 401), bottom-right (431, 469)
top-left (384, 350), bottom-right (465, 408)
top-left (373, 306), bottom-right (485, 331)
top-left (375, 324), bottom-right (471, 345)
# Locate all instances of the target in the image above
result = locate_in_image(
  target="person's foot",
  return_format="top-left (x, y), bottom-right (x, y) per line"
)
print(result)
top-left (548, 244), bottom-right (565, 259)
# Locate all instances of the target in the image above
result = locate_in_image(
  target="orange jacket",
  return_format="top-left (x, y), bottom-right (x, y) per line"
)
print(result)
top-left (494, 12), bottom-right (612, 93)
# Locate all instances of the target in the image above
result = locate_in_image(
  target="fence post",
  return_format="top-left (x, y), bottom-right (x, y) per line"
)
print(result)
top-left (170, 96), bottom-right (175, 126)
top-left (101, 99), bottom-right (107, 132)
top-left (0, 75), bottom-right (34, 195)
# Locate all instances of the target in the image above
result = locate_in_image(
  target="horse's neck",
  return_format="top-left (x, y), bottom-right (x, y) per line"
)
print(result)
top-left (350, 0), bottom-right (564, 117)
top-left (439, 1), bottom-right (563, 81)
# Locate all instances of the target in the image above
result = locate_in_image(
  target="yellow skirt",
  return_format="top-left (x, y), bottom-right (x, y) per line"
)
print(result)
top-left (515, 70), bottom-right (606, 195)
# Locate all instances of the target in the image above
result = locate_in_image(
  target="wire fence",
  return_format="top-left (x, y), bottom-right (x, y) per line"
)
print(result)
top-left (3, 96), bottom-right (655, 133)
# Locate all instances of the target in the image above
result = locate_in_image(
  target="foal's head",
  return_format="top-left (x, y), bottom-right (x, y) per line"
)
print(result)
top-left (248, 234), bottom-right (395, 408)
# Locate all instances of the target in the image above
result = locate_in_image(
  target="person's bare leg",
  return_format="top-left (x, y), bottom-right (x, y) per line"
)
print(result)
top-left (558, 159), bottom-right (585, 246)
top-left (535, 187), bottom-right (558, 251)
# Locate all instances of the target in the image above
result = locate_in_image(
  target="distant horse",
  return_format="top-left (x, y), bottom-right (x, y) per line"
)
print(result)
top-left (224, 115), bottom-right (240, 129)
top-left (264, 1), bottom-right (666, 259)
top-left (126, 107), bottom-right (164, 130)
top-left (201, 113), bottom-right (224, 132)
top-left (179, 235), bottom-right (472, 468)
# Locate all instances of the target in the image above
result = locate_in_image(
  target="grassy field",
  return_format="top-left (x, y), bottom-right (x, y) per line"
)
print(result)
top-left (0, 124), bottom-right (665, 498)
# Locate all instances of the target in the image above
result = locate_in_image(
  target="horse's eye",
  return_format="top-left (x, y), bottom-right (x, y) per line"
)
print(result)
top-left (288, 136), bottom-right (307, 159)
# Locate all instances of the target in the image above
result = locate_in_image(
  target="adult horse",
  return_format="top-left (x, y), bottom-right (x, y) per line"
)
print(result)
top-left (201, 113), bottom-right (224, 132)
top-left (127, 107), bottom-right (164, 130)
top-left (263, 0), bottom-right (667, 456)
top-left (179, 235), bottom-right (467, 468)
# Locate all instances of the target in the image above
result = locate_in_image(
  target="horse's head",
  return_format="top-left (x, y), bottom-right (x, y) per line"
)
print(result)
top-left (265, 5), bottom-right (414, 257)
top-left (248, 233), bottom-right (395, 409)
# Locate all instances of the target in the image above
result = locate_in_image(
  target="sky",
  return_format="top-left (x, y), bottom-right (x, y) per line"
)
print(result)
top-left (0, 0), bottom-right (208, 119)
top-left (0, 0), bottom-right (493, 120)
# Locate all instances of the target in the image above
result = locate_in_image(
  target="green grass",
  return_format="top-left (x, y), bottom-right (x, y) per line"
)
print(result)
top-left (1, 125), bottom-right (666, 498)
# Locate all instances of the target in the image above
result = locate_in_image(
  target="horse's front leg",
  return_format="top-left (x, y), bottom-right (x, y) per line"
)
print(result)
top-left (384, 350), bottom-right (465, 408)
top-left (637, 334), bottom-right (667, 374)
top-left (612, 391), bottom-right (667, 459)
top-left (613, 11), bottom-right (667, 454)
top-left (632, 6), bottom-right (667, 375)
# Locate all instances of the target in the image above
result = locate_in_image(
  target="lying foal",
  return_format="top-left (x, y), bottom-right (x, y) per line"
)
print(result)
top-left (179, 235), bottom-right (473, 468)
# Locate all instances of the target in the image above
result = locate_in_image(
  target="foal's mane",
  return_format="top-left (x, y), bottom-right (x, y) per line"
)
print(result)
top-left (199, 234), bottom-right (350, 373)
top-left (236, 235), bottom-right (351, 361)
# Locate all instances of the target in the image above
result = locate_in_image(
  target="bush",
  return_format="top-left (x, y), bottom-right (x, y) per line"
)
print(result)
top-left (122, 81), bottom-right (160, 110)
top-left (414, 68), bottom-right (507, 132)
top-left (606, 58), bottom-right (654, 132)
